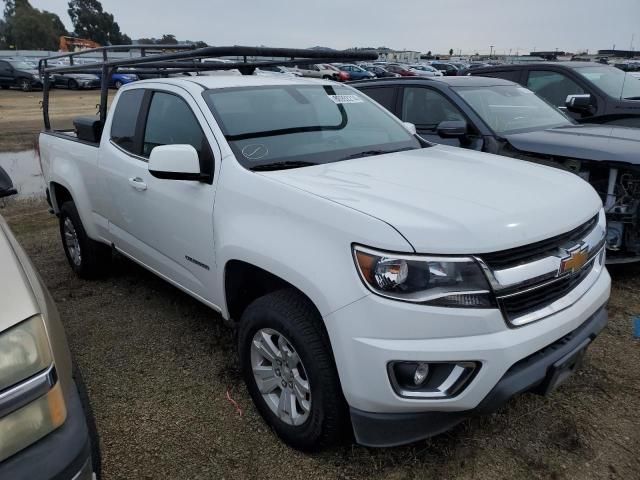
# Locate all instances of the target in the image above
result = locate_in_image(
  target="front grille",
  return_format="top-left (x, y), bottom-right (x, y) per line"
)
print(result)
top-left (481, 215), bottom-right (598, 270)
top-left (498, 260), bottom-right (594, 321)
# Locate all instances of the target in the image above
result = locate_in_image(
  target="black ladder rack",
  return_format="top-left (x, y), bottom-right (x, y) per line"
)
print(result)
top-left (38, 45), bottom-right (378, 130)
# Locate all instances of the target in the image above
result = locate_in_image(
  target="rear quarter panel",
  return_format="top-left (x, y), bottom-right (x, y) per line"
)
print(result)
top-left (39, 133), bottom-right (104, 240)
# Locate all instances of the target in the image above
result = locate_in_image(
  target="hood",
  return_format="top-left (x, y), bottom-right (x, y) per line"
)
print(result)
top-left (505, 124), bottom-right (640, 165)
top-left (262, 145), bottom-right (601, 254)
top-left (0, 220), bottom-right (39, 333)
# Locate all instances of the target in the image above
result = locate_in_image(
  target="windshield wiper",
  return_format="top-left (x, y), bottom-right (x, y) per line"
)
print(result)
top-left (341, 147), bottom-right (417, 160)
top-left (624, 96), bottom-right (640, 100)
top-left (250, 160), bottom-right (316, 171)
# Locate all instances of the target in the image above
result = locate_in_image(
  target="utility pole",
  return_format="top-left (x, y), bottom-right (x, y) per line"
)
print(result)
top-left (489, 45), bottom-right (494, 59)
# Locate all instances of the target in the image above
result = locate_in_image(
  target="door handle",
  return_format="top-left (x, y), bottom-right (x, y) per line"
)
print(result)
top-left (128, 177), bottom-right (147, 191)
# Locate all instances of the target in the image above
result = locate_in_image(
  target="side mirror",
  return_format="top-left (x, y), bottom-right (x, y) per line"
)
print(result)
top-left (0, 166), bottom-right (17, 199)
top-left (565, 94), bottom-right (593, 114)
top-left (403, 122), bottom-right (417, 135)
top-left (148, 144), bottom-right (202, 181)
top-left (437, 120), bottom-right (467, 138)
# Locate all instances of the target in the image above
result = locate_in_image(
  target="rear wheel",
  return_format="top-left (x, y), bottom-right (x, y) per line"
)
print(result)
top-left (0, 85), bottom-right (9, 90)
top-left (238, 289), bottom-right (348, 451)
top-left (322, 75), bottom-right (332, 80)
top-left (68, 79), bottom-right (78, 90)
top-left (17, 78), bottom-right (32, 92)
top-left (59, 201), bottom-right (111, 278)
top-left (114, 80), bottom-right (123, 89)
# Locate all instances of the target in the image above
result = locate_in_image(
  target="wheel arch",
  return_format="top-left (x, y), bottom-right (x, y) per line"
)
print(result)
top-left (224, 259), bottom-right (324, 324)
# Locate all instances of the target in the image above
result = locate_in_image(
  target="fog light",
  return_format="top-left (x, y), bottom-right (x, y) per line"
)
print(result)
top-left (413, 362), bottom-right (430, 385)
top-left (389, 361), bottom-right (479, 399)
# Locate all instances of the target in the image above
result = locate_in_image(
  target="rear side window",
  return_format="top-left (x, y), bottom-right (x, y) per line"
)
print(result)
top-left (360, 87), bottom-right (397, 113)
top-left (110, 89), bottom-right (145, 153)
top-left (142, 92), bottom-right (213, 176)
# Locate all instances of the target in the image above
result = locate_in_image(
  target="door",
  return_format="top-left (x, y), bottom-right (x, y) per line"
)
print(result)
top-left (399, 86), bottom-right (469, 146)
top-left (0, 61), bottom-right (13, 86)
top-left (100, 86), bottom-right (219, 303)
top-left (525, 69), bottom-right (590, 120)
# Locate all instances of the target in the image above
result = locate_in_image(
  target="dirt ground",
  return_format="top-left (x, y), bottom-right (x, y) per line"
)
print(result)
top-left (1, 90), bottom-right (639, 479)
top-left (0, 88), bottom-right (105, 151)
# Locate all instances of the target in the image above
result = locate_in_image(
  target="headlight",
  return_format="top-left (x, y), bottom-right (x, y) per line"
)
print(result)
top-left (31, 74), bottom-right (39, 80)
top-left (0, 315), bottom-right (52, 392)
top-left (353, 245), bottom-right (495, 307)
top-left (0, 316), bottom-right (66, 462)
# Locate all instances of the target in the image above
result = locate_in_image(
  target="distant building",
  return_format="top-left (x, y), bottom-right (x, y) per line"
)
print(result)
top-left (597, 49), bottom-right (639, 59)
top-left (374, 48), bottom-right (421, 63)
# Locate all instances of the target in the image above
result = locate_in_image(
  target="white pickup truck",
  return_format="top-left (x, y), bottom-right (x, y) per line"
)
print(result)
top-left (39, 75), bottom-right (611, 450)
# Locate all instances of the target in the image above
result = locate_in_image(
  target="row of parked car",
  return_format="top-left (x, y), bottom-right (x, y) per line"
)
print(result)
top-left (0, 57), bottom-right (139, 91)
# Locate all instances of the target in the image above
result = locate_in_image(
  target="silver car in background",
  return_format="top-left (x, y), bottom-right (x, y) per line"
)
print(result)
top-left (0, 166), bottom-right (100, 479)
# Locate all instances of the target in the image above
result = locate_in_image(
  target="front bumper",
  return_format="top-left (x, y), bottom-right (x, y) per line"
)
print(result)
top-left (323, 264), bottom-right (610, 445)
top-left (350, 305), bottom-right (607, 446)
top-left (0, 380), bottom-right (93, 480)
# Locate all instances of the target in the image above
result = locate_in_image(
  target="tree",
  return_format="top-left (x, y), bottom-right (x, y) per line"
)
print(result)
top-left (67, 0), bottom-right (130, 45)
top-left (158, 34), bottom-right (178, 45)
top-left (449, 48), bottom-right (454, 56)
top-left (1, 0), bottom-right (66, 50)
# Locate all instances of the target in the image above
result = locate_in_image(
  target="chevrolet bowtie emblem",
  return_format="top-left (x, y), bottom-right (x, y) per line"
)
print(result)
top-left (559, 244), bottom-right (589, 275)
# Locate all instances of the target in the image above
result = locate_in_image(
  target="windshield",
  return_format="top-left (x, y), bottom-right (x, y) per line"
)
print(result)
top-left (203, 84), bottom-right (422, 169)
top-left (9, 61), bottom-right (34, 70)
top-left (454, 85), bottom-right (573, 134)
top-left (575, 65), bottom-right (640, 100)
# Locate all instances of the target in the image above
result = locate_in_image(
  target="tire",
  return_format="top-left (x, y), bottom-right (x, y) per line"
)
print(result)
top-left (322, 75), bottom-right (332, 80)
top-left (0, 85), bottom-right (9, 90)
top-left (18, 78), bottom-right (32, 92)
top-left (73, 364), bottom-right (102, 479)
top-left (114, 80), bottom-right (123, 89)
top-left (238, 289), bottom-right (348, 451)
top-left (68, 79), bottom-right (78, 90)
top-left (59, 201), bottom-right (111, 278)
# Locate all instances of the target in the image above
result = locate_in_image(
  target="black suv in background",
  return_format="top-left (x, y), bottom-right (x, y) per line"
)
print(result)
top-left (351, 76), bottom-right (640, 263)
top-left (468, 62), bottom-right (640, 127)
top-left (0, 59), bottom-right (42, 91)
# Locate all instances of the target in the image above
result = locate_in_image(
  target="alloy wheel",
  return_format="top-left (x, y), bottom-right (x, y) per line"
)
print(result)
top-left (63, 217), bottom-right (82, 266)
top-left (250, 328), bottom-right (311, 426)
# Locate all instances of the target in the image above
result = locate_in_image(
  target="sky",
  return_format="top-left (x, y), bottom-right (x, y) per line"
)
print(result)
top-left (9, 0), bottom-right (640, 55)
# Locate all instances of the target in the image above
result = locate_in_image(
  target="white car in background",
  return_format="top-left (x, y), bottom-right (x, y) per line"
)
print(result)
top-left (289, 63), bottom-right (339, 80)
top-left (408, 64), bottom-right (443, 77)
top-left (254, 66), bottom-right (302, 77)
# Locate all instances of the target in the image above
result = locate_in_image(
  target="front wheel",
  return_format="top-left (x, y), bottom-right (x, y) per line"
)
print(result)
top-left (18, 78), bottom-right (32, 92)
top-left (114, 80), bottom-right (123, 89)
top-left (68, 79), bottom-right (78, 90)
top-left (59, 201), bottom-right (111, 278)
top-left (238, 289), bottom-right (348, 451)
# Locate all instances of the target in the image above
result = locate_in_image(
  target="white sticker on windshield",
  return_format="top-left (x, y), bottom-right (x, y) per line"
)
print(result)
top-left (327, 94), bottom-right (363, 104)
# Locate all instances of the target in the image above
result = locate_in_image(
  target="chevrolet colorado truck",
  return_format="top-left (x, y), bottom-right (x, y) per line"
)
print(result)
top-left (39, 75), bottom-right (611, 450)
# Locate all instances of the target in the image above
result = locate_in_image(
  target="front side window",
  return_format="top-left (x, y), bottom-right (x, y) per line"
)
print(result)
top-left (143, 92), bottom-right (213, 176)
top-left (401, 87), bottom-right (465, 129)
top-left (203, 84), bottom-right (422, 170)
top-left (110, 89), bottom-right (145, 153)
top-left (526, 70), bottom-right (585, 107)
top-left (454, 85), bottom-right (573, 134)
top-left (574, 65), bottom-right (640, 100)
